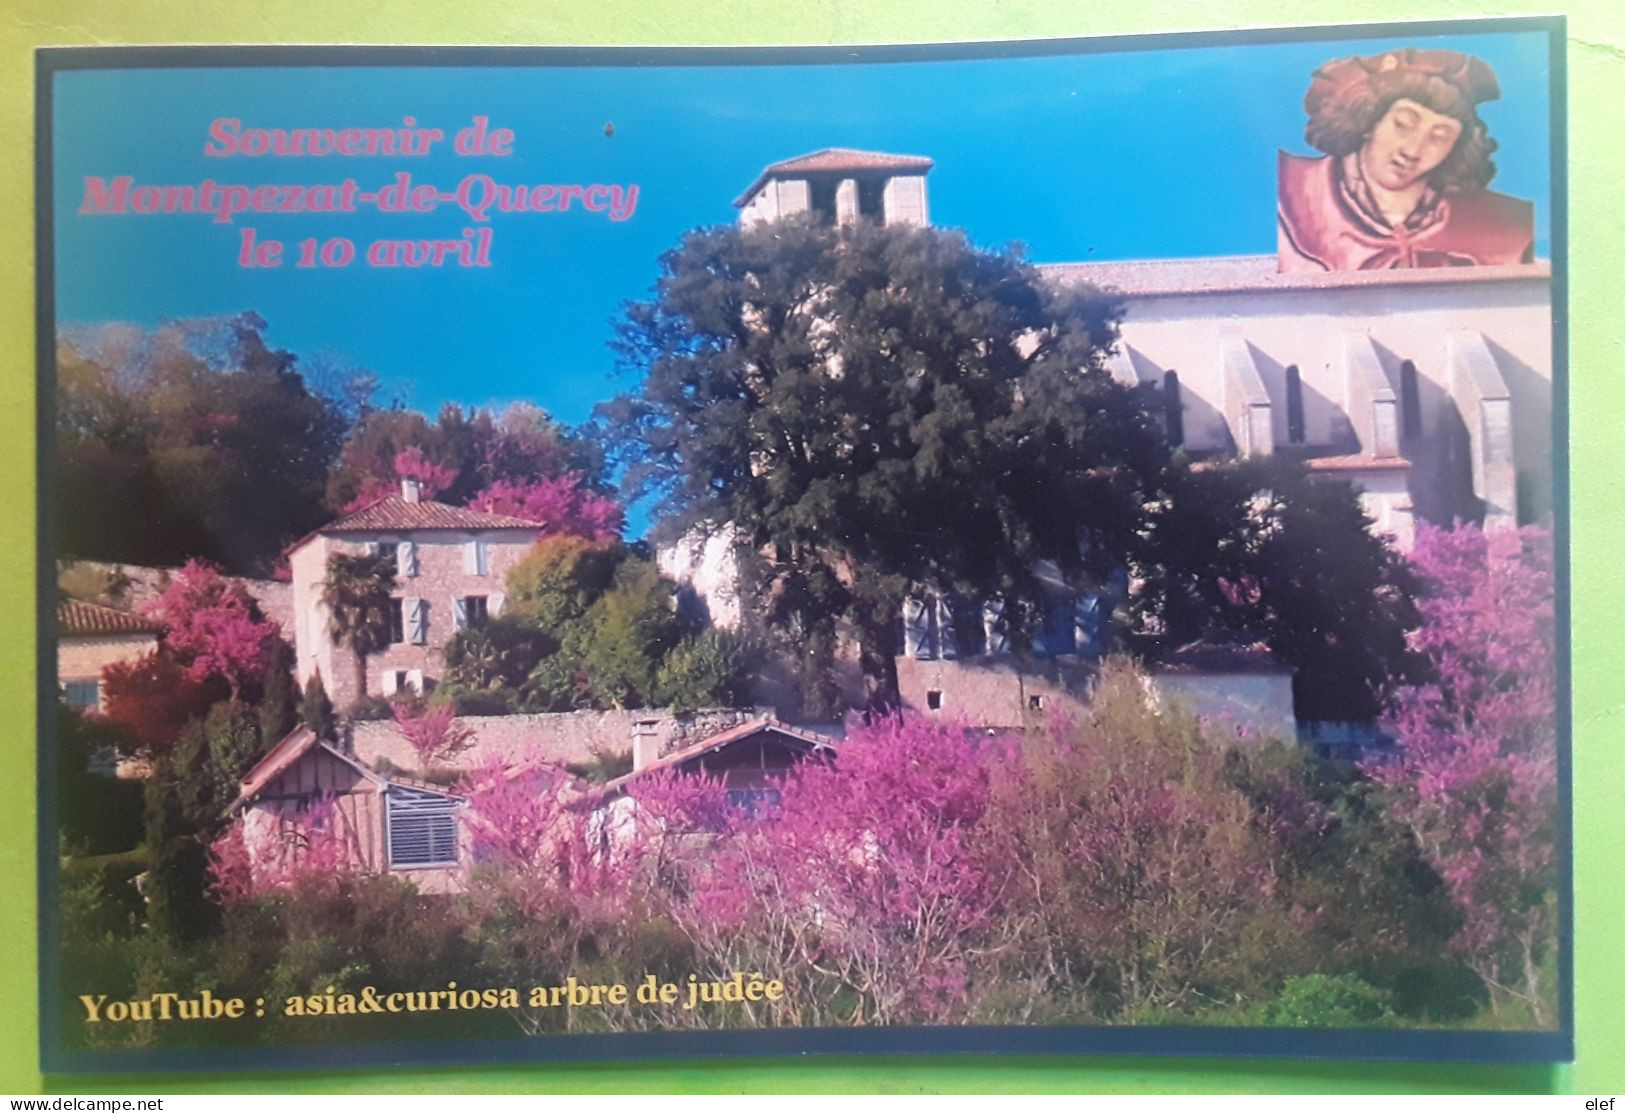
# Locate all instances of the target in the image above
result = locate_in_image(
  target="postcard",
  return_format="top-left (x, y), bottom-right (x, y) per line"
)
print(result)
top-left (36, 19), bottom-right (1572, 1072)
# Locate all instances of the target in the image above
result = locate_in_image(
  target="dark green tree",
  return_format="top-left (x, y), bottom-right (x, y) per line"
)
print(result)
top-left (656, 628), bottom-right (762, 715)
top-left (598, 217), bottom-right (1165, 708)
top-left (56, 314), bottom-right (352, 573)
top-left (300, 672), bottom-right (338, 741)
top-left (1128, 458), bottom-right (1419, 721)
top-left (258, 636), bottom-right (301, 745)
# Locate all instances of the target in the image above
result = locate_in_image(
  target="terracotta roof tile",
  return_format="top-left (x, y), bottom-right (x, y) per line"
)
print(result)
top-left (735, 148), bottom-right (933, 206)
top-left (320, 496), bottom-right (541, 534)
top-left (57, 599), bottom-right (164, 637)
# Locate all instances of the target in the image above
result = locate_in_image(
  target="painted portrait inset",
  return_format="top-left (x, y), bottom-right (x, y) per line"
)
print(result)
top-left (1278, 48), bottom-right (1535, 272)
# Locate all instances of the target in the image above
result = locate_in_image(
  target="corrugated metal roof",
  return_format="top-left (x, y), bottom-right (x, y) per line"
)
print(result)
top-left (735, 148), bottom-right (934, 207)
top-left (57, 599), bottom-right (164, 637)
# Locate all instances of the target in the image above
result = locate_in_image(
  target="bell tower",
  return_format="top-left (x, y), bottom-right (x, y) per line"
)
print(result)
top-left (734, 148), bottom-right (932, 229)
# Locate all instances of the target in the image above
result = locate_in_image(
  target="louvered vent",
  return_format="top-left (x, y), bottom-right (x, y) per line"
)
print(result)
top-left (387, 787), bottom-right (460, 868)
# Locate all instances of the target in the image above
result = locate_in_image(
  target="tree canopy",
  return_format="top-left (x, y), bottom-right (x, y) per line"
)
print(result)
top-left (56, 314), bottom-right (351, 573)
top-left (598, 218), bottom-right (1167, 704)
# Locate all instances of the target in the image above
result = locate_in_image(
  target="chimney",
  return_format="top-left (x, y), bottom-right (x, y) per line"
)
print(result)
top-left (632, 717), bottom-right (662, 771)
top-left (401, 477), bottom-right (421, 504)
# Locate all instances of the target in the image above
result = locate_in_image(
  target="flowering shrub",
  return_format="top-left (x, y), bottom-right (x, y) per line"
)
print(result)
top-left (208, 799), bottom-right (360, 904)
top-left (1368, 523), bottom-right (1558, 1024)
top-left (469, 474), bottom-right (624, 542)
top-left (390, 701), bottom-right (475, 776)
top-left (141, 559), bottom-right (281, 701)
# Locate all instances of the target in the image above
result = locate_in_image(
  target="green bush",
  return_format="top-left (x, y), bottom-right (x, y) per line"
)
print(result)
top-left (656, 629), bottom-right (762, 715)
top-left (1258, 973), bottom-right (1398, 1028)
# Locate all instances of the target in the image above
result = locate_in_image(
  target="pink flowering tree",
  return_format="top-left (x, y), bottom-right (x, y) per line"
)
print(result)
top-left (390, 701), bottom-right (475, 777)
top-left (208, 798), bottom-right (360, 903)
top-left (459, 759), bottom-right (692, 1033)
top-left (393, 445), bottom-right (457, 499)
top-left (1368, 522), bottom-right (1558, 1024)
top-left (141, 559), bottom-right (281, 701)
top-left (649, 716), bottom-right (1010, 1026)
top-left (469, 474), bottom-right (624, 542)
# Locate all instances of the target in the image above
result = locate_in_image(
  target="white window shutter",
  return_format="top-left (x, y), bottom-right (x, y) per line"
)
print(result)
top-left (397, 540), bottom-right (418, 578)
top-left (936, 595), bottom-right (957, 659)
top-left (489, 592), bottom-right (506, 617)
top-left (903, 596), bottom-right (933, 660)
top-left (453, 596), bottom-right (469, 630)
top-left (406, 669), bottom-right (424, 694)
top-left (983, 598), bottom-right (1008, 656)
top-left (463, 539), bottom-right (478, 574)
top-left (382, 669), bottom-right (399, 697)
top-left (406, 597), bottom-right (428, 645)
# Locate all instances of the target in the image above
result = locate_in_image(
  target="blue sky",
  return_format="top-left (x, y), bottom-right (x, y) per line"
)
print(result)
top-left (52, 29), bottom-right (1553, 426)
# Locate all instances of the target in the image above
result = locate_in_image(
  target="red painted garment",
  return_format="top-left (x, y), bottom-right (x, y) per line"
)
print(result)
top-left (1277, 151), bottom-right (1534, 272)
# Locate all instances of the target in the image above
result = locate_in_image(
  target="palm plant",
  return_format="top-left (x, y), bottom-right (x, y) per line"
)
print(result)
top-left (321, 551), bottom-right (398, 708)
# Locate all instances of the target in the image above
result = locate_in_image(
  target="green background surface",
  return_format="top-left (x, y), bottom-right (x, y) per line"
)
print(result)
top-left (2, 0), bottom-right (1621, 1095)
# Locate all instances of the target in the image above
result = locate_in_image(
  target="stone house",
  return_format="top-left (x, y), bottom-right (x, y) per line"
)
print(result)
top-left (287, 479), bottom-right (541, 708)
top-left (56, 599), bottom-right (162, 713)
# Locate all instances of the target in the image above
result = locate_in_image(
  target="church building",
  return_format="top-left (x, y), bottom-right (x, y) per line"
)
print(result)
top-left (663, 141), bottom-right (1552, 736)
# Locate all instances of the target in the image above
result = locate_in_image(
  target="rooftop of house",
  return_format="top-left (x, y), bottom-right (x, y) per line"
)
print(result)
top-left (604, 716), bottom-right (837, 793)
top-left (320, 496), bottom-right (541, 534)
top-left (1152, 635), bottom-right (1291, 675)
top-left (1041, 254), bottom-right (1551, 298)
top-left (233, 725), bottom-right (458, 811)
top-left (57, 598), bottom-right (164, 638)
top-left (286, 480), bottom-right (543, 556)
top-left (734, 147), bottom-right (935, 207)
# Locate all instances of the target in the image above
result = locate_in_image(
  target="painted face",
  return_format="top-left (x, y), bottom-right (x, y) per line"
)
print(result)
top-left (1359, 97), bottom-right (1465, 192)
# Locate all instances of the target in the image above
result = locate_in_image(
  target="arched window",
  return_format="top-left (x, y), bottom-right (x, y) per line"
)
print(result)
top-left (1162, 370), bottom-right (1184, 446)
top-left (1400, 359), bottom-right (1422, 439)
top-left (1285, 364), bottom-right (1305, 445)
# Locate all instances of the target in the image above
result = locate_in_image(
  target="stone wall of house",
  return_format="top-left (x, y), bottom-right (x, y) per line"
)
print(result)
top-left (349, 706), bottom-right (771, 774)
top-left (1143, 670), bottom-right (1298, 743)
top-left (292, 528), bottom-right (537, 708)
top-left (58, 632), bottom-right (157, 683)
top-left (65, 561), bottom-right (294, 638)
top-left (58, 632), bottom-right (158, 712)
top-left (896, 655), bottom-right (1092, 729)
